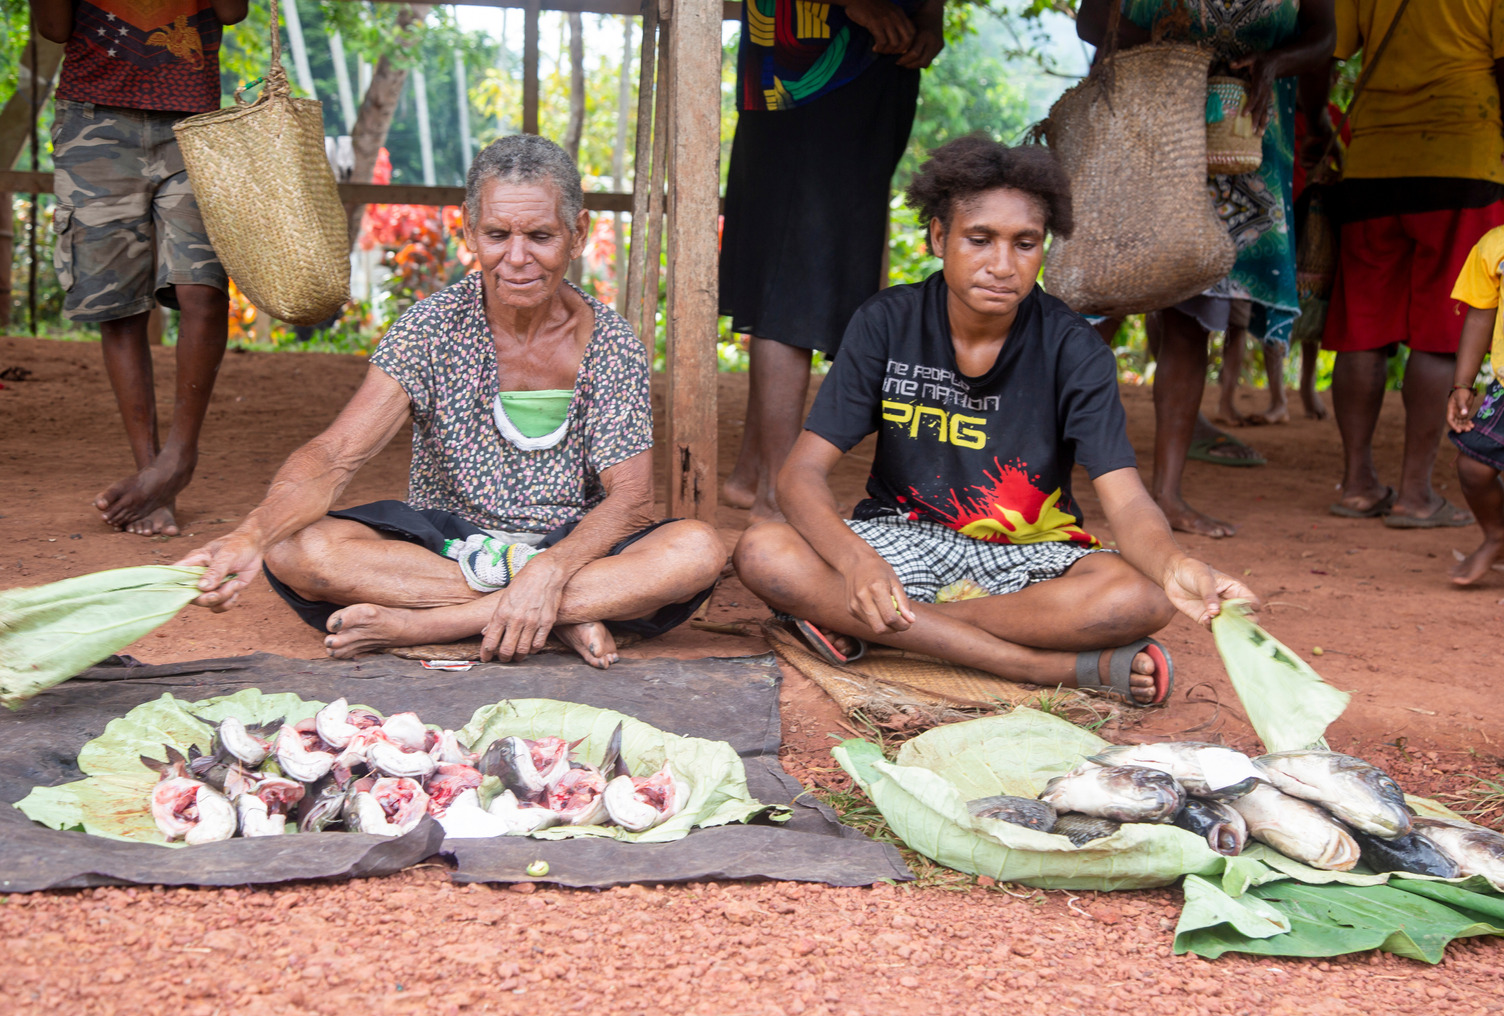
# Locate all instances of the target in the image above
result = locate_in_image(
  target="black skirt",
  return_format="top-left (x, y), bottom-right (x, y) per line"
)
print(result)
top-left (719, 59), bottom-right (920, 355)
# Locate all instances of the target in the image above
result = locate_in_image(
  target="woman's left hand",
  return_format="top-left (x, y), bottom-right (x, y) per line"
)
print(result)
top-left (1228, 53), bottom-right (1278, 132)
top-left (1162, 556), bottom-right (1259, 627)
top-left (480, 556), bottom-right (569, 662)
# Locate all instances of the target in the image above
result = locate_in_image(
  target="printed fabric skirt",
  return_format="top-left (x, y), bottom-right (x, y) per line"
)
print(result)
top-left (1452, 379), bottom-right (1504, 473)
top-left (719, 59), bottom-right (919, 356)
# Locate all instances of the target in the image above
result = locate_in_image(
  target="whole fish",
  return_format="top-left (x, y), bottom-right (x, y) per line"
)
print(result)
top-left (1254, 750), bottom-right (1411, 838)
top-left (547, 766), bottom-right (608, 826)
top-left (1089, 742), bottom-right (1263, 800)
top-left (1349, 827), bottom-right (1460, 879)
top-left (1229, 783), bottom-right (1360, 871)
top-left (1173, 798), bottom-right (1248, 856)
top-left (965, 796), bottom-right (1057, 832)
top-left (1040, 765), bottom-right (1184, 823)
top-left (1052, 813), bottom-right (1121, 846)
top-left (297, 774), bottom-right (349, 833)
top-left (487, 788), bottom-right (564, 835)
top-left (274, 724), bottom-right (335, 783)
top-left (368, 739), bottom-right (438, 780)
top-left (1411, 818), bottom-right (1504, 889)
top-left (602, 763), bottom-right (688, 832)
top-left (435, 789), bottom-right (512, 838)
top-left (424, 763), bottom-right (484, 817)
top-left (314, 698), bottom-right (361, 750)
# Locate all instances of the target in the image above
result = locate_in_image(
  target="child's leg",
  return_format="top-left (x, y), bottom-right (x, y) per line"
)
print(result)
top-left (1299, 338), bottom-right (1329, 419)
top-left (1248, 340), bottom-right (1291, 425)
top-left (1215, 326), bottom-right (1246, 425)
top-left (1450, 452), bottom-right (1504, 586)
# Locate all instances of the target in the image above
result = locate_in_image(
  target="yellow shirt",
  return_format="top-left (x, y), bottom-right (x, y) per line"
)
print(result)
top-left (1334, 0), bottom-right (1504, 184)
top-left (1451, 225), bottom-right (1504, 366)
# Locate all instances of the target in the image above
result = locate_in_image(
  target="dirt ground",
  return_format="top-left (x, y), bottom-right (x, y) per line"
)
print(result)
top-left (3, 333), bottom-right (1504, 1015)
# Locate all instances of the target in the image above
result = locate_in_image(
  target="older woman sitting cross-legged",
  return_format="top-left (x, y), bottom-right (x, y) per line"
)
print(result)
top-left (176, 134), bottom-right (724, 667)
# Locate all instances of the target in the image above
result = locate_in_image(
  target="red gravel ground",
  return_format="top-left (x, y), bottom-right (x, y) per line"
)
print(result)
top-left (2, 334), bottom-right (1504, 1014)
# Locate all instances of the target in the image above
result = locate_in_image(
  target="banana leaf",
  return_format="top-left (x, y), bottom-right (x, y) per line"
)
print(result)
top-left (15, 691), bottom-right (783, 846)
top-left (1210, 598), bottom-right (1350, 753)
top-left (460, 699), bottom-right (786, 843)
top-left (833, 709), bottom-right (1268, 892)
top-left (0, 566), bottom-right (207, 710)
top-left (1175, 878), bottom-right (1504, 963)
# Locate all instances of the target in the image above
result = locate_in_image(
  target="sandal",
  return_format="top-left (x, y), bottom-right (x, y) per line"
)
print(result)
top-left (785, 616), bottom-right (867, 665)
top-left (1075, 637), bottom-right (1174, 707)
top-left (1187, 433), bottom-right (1266, 468)
top-left (1328, 486), bottom-right (1395, 519)
top-left (1382, 500), bottom-right (1476, 529)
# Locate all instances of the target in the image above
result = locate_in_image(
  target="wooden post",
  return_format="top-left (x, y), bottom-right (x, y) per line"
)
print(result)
top-left (623, 0), bottom-right (658, 341)
top-left (662, 0), bottom-right (719, 523)
top-left (522, 0), bottom-right (541, 135)
top-left (638, 23), bottom-right (671, 346)
top-left (0, 194), bottom-right (11, 331)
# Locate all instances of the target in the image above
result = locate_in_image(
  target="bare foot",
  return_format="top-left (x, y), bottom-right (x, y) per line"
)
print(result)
top-left (1156, 495), bottom-right (1236, 538)
top-left (123, 504), bottom-right (180, 537)
top-left (1213, 397), bottom-right (1245, 427)
top-left (94, 447), bottom-right (195, 531)
top-left (1451, 539), bottom-right (1504, 586)
top-left (553, 621), bottom-right (619, 669)
top-left (324, 603), bottom-right (418, 658)
top-left (1246, 399), bottom-right (1289, 426)
top-left (1301, 387), bottom-right (1329, 420)
top-left (722, 478), bottom-right (756, 511)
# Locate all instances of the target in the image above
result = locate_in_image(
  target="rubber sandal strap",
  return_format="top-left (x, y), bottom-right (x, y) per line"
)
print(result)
top-left (1074, 638), bottom-right (1174, 707)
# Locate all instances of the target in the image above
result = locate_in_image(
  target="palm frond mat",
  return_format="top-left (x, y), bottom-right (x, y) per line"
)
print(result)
top-left (761, 620), bottom-right (1120, 731)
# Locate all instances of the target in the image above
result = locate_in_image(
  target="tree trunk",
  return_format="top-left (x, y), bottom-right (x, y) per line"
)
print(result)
top-left (344, 3), bottom-right (433, 247)
top-left (414, 68), bottom-right (436, 186)
top-left (0, 36), bottom-right (65, 169)
top-left (564, 12), bottom-right (585, 162)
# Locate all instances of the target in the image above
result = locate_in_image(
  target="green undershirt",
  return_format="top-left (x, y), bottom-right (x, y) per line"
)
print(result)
top-left (496, 389), bottom-right (574, 438)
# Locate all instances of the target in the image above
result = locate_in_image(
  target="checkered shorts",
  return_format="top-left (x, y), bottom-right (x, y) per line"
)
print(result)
top-left (846, 515), bottom-right (1109, 603)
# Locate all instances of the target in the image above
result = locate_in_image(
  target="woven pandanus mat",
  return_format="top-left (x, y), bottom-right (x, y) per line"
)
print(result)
top-left (761, 621), bottom-right (1119, 730)
top-left (385, 632), bottom-right (643, 661)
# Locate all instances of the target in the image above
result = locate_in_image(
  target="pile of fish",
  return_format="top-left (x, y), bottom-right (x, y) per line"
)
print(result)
top-left (966, 741), bottom-right (1504, 888)
top-left (142, 699), bottom-right (687, 844)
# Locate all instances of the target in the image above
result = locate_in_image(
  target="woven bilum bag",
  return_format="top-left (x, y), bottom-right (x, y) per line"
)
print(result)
top-left (172, 0), bottom-right (349, 325)
top-left (1041, 43), bottom-right (1235, 318)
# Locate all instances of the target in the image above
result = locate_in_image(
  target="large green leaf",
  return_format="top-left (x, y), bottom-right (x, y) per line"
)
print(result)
top-left (459, 699), bottom-right (785, 843)
top-left (1176, 880), bottom-right (1504, 963)
top-left (18, 693), bottom-right (782, 846)
top-left (15, 688), bottom-right (329, 845)
top-left (1211, 599), bottom-right (1350, 753)
top-left (834, 710), bottom-right (1267, 892)
top-left (0, 566), bottom-right (207, 709)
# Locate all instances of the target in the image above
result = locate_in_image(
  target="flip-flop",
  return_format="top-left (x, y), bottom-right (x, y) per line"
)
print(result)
top-left (789, 617), bottom-right (867, 665)
top-left (1328, 486), bottom-right (1396, 519)
top-left (1074, 637), bottom-right (1174, 707)
top-left (1187, 433), bottom-right (1266, 468)
top-left (1382, 501), bottom-right (1476, 529)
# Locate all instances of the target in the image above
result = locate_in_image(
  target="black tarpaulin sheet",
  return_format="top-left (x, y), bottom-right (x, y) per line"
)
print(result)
top-left (0, 651), bottom-right (911, 892)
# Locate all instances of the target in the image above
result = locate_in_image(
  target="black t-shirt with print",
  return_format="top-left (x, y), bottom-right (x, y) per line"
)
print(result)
top-left (804, 272), bottom-right (1136, 547)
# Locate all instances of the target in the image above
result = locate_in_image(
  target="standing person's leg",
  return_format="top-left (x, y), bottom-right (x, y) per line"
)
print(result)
top-left (1451, 453), bottom-right (1504, 584)
top-left (1324, 214), bottom-right (1408, 516)
top-left (1299, 339), bottom-right (1328, 419)
top-left (1215, 322), bottom-right (1246, 425)
top-left (96, 310), bottom-right (175, 535)
top-left (1329, 348), bottom-right (1390, 512)
top-left (1152, 308), bottom-right (1236, 536)
top-left (1388, 349), bottom-right (1461, 522)
top-left (93, 113), bottom-right (230, 535)
top-left (739, 337), bottom-right (813, 521)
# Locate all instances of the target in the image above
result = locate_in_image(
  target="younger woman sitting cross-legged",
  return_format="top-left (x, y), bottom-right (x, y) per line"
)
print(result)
top-left (733, 136), bottom-right (1259, 706)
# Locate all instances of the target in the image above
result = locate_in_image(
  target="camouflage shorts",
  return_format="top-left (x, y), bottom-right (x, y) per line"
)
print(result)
top-left (51, 99), bottom-right (227, 323)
